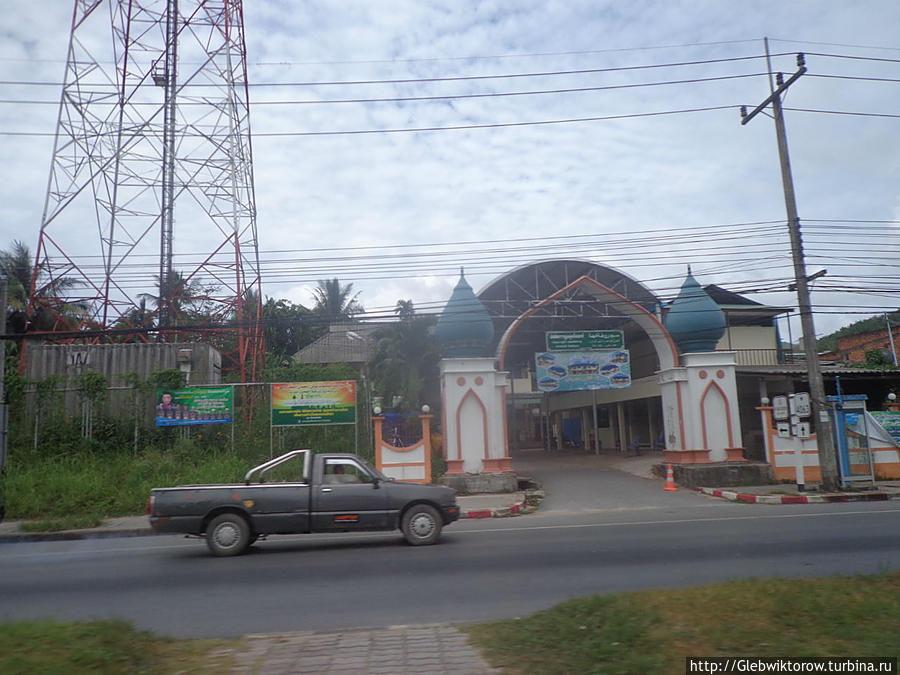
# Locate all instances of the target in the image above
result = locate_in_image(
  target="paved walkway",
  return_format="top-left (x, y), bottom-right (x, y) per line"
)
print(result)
top-left (222, 625), bottom-right (498, 674)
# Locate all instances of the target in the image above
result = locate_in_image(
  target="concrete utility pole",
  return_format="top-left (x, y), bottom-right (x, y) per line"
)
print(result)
top-left (741, 40), bottom-right (840, 490)
top-left (0, 276), bottom-right (7, 470)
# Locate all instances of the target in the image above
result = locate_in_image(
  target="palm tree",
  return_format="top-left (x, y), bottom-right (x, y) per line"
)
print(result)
top-left (395, 299), bottom-right (415, 322)
top-left (138, 270), bottom-right (220, 326)
top-left (311, 278), bottom-right (364, 321)
top-left (368, 313), bottom-right (439, 412)
top-left (0, 240), bottom-right (81, 334)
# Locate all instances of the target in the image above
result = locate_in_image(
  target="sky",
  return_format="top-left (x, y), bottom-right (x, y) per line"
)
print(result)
top-left (1, 0), bottom-right (899, 339)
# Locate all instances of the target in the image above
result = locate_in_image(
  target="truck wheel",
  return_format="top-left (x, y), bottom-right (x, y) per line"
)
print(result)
top-left (401, 504), bottom-right (442, 546)
top-left (206, 513), bottom-right (251, 557)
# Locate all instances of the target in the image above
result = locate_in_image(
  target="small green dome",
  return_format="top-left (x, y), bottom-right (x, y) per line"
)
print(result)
top-left (664, 269), bottom-right (726, 353)
top-left (435, 270), bottom-right (494, 357)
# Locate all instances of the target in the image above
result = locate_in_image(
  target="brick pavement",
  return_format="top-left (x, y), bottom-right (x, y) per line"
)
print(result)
top-left (224, 624), bottom-right (499, 674)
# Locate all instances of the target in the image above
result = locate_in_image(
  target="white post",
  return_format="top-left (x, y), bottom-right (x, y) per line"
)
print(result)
top-left (793, 435), bottom-right (805, 492)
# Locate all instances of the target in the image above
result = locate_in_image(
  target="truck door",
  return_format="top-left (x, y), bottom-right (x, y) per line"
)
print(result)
top-left (311, 458), bottom-right (389, 531)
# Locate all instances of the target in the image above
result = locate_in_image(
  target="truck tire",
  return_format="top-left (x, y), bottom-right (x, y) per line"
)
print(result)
top-left (401, 504), bottom-right (442, 546)
top-left (206, 513), bottom-right (251, 557)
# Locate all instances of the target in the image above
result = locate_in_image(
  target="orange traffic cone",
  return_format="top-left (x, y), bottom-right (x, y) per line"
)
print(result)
top-left (663, 463), bottom-right (678, 492)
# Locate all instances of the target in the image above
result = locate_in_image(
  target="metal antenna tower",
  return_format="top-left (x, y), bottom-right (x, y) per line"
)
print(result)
top-left (26, 0), bottom-right (263, 381)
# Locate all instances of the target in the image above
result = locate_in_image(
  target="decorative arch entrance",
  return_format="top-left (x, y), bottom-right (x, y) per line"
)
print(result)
top-left (435, 261), bottom-right (746, 479)
top-left (493, 275), bottom-right (687, 454)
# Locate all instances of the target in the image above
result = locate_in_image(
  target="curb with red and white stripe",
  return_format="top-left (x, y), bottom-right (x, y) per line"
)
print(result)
top-left (459, 494), bottom-right (532, 519)
top-left (696, 487), bottom-right (900, 504)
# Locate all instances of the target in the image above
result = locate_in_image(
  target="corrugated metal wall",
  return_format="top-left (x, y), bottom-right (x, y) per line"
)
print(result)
top-left (24, 342), bottom-right (222, 418)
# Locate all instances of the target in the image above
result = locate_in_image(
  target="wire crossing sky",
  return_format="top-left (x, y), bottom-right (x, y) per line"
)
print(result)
top-left (0, 0), bottom-right (898, 339)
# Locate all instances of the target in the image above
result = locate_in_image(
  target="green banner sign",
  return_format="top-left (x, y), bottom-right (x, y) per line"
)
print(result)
top-left (156, 386), bottom-right (232, 426)
top-left (546, 330), bottom-right (624, 351)
top-left (271, 381), bottom-right (357, 427)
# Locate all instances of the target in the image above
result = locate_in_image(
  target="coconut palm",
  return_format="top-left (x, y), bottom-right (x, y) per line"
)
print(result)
top-left (368, 311), bottom-right (439, 413)
top-left (0, 240), bottom-right (82, 334)
top-left (138, 270), bottom-right (220, 326)
top-left (311, 278), bottom-right (364, 321)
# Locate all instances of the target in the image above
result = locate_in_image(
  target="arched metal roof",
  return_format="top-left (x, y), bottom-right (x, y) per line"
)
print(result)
top-left (475, 259), bottom-right (664, 378)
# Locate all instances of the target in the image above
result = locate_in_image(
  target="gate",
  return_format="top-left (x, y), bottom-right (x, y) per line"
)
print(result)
top-left (373, 414), bottom-right (432, 484)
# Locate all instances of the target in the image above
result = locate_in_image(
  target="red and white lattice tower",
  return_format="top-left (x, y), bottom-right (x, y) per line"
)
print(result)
top-left (26, 0), bottom-right (263, 381)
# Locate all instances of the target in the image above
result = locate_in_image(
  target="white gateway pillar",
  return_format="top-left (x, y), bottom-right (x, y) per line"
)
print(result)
top-left (440, 357), bottom-right (512, 474)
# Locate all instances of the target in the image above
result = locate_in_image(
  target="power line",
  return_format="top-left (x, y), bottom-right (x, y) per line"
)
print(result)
top-left (0, 73), bottom-right (768, 107)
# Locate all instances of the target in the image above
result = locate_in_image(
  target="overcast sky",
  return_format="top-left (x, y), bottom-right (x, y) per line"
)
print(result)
top-left (1, 0), bottom-right (899, 338)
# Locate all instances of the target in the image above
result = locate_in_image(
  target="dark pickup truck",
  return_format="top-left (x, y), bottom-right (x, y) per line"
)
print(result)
top-left (148, 450), bottom-right (459, 556)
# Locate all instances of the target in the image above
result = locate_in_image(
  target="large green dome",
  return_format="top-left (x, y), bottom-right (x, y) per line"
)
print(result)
top-left (664, 270), bottom-right (726, 353)
top-left (434, 270), bottom-right (494, 358)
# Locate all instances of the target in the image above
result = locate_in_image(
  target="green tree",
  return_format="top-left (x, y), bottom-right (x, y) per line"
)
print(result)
top-left (260, 297), bottom-right (318, 364)
top-left (311, 279), bottom-right (364, 322)
top-left (864, 348), bottom-right (893, 367)
top-left (139, 270), bottom-right (221, 326)
top-left (395, 299), bottom-right (415, 321)
top-left (0, 240), bottom-right (82, 334)
top-left (368, 307), bottom-right (439, 412)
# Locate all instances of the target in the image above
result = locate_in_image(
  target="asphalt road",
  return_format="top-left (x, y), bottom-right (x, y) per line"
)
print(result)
top-left (1, 499), bottom-right (898, 638)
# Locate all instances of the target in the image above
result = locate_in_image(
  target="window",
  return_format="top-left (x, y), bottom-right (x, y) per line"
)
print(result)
top-left (323, 459), bottom-right (372, 484)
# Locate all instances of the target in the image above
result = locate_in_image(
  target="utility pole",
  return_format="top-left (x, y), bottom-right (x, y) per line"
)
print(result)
top-left (741, 40), bottom-right (839, 490)
top-left (886, 313), bottom-right (898, 367)
top-left (0, 277), bottom-right (7, 470)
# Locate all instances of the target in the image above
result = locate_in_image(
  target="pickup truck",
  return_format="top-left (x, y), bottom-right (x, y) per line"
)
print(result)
top-left (148, 450), bottom-right (459, 556)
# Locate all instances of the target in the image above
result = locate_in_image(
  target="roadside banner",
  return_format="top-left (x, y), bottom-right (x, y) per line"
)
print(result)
top-left (869, 411), bottom-right (900, 446)
top-left (535, 350), bottom-right (631, 392)
top-left (271, 381), bottom-right (357, 427)
top-left (155, 386), bottom-right (233, 426)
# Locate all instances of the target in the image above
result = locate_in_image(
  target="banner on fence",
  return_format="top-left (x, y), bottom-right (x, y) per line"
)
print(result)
top-left (155, 386), bottom-right (233, 426)
top-left (271, 381), bottom-right (357, 427)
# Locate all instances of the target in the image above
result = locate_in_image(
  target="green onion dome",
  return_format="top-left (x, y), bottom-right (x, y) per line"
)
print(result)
top-left (434, 269), bottom-right (494, 358)
top-left (664, 268), bottom-right (726, 354)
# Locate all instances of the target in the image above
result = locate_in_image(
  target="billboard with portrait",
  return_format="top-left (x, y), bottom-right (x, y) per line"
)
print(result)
top-left (155, 386), bottom-right (233, 426)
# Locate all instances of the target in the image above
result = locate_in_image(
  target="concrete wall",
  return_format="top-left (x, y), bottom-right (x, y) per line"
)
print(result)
top-left (717, 325), bottom-right (778, 352)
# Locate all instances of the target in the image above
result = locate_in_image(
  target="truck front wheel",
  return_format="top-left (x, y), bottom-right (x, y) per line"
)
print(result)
top-left (206, 513), bottom-right (251, 556)
top-left (401, 504), bottom-right (442, 546)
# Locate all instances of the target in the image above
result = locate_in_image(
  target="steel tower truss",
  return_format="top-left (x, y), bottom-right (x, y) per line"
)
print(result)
top-left (28, 0), bottom-right (262, 381)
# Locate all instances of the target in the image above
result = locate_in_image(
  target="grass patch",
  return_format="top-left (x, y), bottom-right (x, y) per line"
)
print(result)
top-left (19, 514), bottom-right (104, 532)
top-left (462, 572), bottom-right (900, 674)
top-left (2, 574), bottom-right (899, 673)
top-left (2, 448), bottom-right (252, 520)
top-left (0, 620), bottom-right (237, 675)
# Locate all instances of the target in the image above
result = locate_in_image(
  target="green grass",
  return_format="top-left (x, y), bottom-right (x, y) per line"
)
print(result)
top-left (1, 574), bottom-right (898, 673)
top-left (0, 620), bottom-right (235, 674)
top-left (2, 447), bottom-right (253, 520)
top-left (19, 514), bottom-right (104, 532)
top-left (462, 572), bottom-right (900, 674)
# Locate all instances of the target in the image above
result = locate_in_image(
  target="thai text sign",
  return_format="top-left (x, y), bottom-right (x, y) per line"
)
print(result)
top-left (272, 381), bottom-right (357, 427)
top-left (156, 386), bottom-right (232, 426)
top-left (535, 350), bottom-right (631, 392)
top-left (546, 330), bottom-right (624, 351)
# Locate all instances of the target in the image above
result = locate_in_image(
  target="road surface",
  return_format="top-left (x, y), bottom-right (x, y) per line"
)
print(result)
top-left (1, 498), bottom-right (897, 638)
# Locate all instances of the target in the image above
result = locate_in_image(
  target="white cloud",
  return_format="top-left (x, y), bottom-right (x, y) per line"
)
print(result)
top-left (0, 0), bottom-right (898, 339)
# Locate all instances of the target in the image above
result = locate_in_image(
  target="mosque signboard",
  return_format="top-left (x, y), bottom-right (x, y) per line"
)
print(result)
top-left (546, 330), bottom-right (624, 351)
top-left (535, 350), bottom-right (631, 392)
